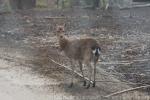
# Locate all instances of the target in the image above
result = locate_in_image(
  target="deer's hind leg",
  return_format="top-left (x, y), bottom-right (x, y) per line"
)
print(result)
top-left (78, 61), bottom-right (86, 86)
top-left (93, 57), bottom-right (99, 87)
top-left (86, 62), bottom-right (93, 89)
top-left (69, 60), bottom-right (75, 88)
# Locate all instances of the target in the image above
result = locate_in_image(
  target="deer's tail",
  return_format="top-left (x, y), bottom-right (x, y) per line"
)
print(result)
top-left (91, 46), bottom-right (101, 57)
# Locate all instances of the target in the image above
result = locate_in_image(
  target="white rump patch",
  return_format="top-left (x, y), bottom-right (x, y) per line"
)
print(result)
top-left (97, 48), bottom-right (101, 54)
top-left (92, 49), bottom-right (96, 54)
top-left (92, 48), bottom-right (101, 55)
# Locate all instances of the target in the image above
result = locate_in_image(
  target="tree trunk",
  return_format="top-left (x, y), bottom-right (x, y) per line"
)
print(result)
top-left (9, 0), bottom-right (36, 10)
top-left (0, 0), bottom-right (11, 13)
top-left (21, 0), bottom-right (36, 9)
top-left (17, 0), bottom-right (22, 9)
top-left (56, 0), bottom-right (59, 8)
top-left (93, 0), bottom-right (100, 9)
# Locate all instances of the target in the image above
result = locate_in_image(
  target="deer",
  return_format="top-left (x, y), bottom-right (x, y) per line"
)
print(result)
top-left (55, 25), bottom-right (101, 88)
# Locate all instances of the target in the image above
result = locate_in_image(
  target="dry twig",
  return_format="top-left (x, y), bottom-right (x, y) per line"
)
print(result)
top-left (49, 58), bottom-right (93, 84)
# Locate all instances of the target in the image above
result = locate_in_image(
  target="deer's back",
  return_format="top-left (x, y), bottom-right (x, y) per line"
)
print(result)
top-left (64, 38), bottom-right (99, 61)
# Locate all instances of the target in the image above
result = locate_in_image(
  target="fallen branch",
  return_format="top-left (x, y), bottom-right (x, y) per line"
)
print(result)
top-left (98, 61), bottom-right (132, 65)
top-left (120, 3), bottom-right (150, 10)
top-left (49, 58), bottom-right (93, 84)
top-left (104, 85), bottom-right (150, 98)
top-left (44, 16), bottom-right (67, 19)
top-left (98, 59), bottom-right (150, 65)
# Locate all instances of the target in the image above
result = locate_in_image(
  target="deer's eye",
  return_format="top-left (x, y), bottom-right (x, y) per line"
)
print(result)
top-left (60, 35), bottom-right (63, 38)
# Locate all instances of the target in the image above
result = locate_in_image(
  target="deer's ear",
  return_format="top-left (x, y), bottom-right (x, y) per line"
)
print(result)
top-left (55, 24), bottom-right (58, 26)
top-left (56, 24), bottom-right (61, 29)
top-left (62, 23), bottom-right (66, 27)
top-left (56, 24), bottom-right (58, 30)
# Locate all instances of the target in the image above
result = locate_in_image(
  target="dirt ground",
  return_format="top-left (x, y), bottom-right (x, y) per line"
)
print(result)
top-left (0, 7), bottom-right (150, 100)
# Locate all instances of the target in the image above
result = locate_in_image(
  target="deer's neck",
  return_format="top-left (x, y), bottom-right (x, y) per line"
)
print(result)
top-left (59, 37), bottom-right (69, 50)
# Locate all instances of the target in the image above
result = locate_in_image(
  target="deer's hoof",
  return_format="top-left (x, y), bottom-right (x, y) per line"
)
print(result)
top-left (83, 81), bottom-right (86, 86)
top-left (86, 83), bottom-right (90, 89)
top-left (92, 82), bottom-right (96, 87)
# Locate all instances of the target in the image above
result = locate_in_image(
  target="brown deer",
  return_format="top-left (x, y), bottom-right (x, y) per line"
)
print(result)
top-left (56, 25), bottom-right (101, 88)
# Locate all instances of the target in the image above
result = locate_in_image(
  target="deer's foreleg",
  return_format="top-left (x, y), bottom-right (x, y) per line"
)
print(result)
top-left (78, 61), bottom-right (86, 86)
top-left (86, 63), bottom-right (93, 89)
top-left (69, 60), bottom-right (75, 88)
top-left (93, 62), bottom-right (97, 87)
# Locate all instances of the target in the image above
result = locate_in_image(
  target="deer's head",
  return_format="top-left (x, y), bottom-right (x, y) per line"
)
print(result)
top-left (56, 25), bottom-right (66, 40)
